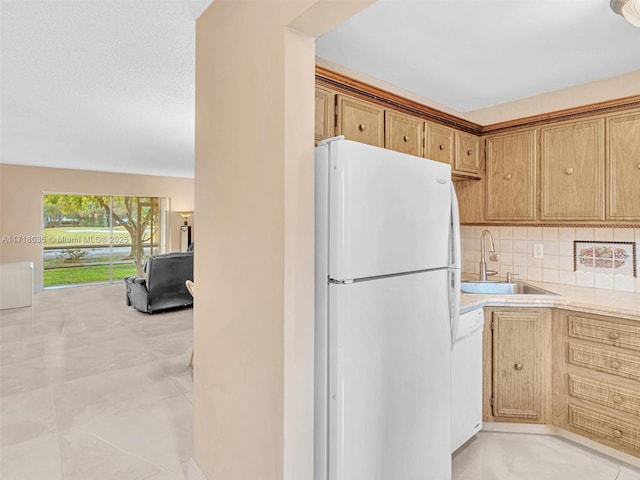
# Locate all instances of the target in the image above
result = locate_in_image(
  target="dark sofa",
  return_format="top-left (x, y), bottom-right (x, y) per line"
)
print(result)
top-left (125, 252), bottom-right (194, 313)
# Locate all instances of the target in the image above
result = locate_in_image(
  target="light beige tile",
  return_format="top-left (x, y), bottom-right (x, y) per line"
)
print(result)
top-left (559, 227), bottom-right (576, 241)
top-left (453, 432), bottom-right (621, 480)
top-left (576, 228), bottom-right (594, 241)
top-left (527, 227), bottom-right (543, 240)
top-left (618, 465), bottom-right (640, 480)
top-left (542, 227), bottom-right (558, 242)
top-left (59, 427), bottom-right (161, 480)
top-left (146, 462), bottom-right (189, 480)
top-left (0, 387), bottom-right (57, 447)
top-left (0, 432), bottom-right (63, 480)
top-left (73, 394), bottom-right (193, 471)
top-left (614, 229), bottom-right (635, 242)
top-left (594, 228), bottom-right (614, 241)
top-left (52, 362), bottom-right (182, 430)
top-left (543, 269), bottom-right (559, 284)
top-left (513, 227), bottom-right (528, 240)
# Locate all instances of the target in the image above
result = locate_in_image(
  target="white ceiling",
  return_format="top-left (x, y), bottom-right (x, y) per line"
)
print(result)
top-left (2, 0), bottom-right (640, 178)
top-left (317, 0), bottom-right (640, 113)
top-left (1, 0), bottom-right (210, 178)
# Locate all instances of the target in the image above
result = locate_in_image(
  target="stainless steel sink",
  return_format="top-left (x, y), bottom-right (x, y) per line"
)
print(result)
top-left (460, 281), bottom-right (557, 295)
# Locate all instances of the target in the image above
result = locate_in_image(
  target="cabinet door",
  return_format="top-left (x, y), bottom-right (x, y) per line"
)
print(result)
top-left (492, 310), bottom-right (547, 420)
top-left (384, 110), bottom-right (423, 157)
top-left (607, 112), bottom-right (640, 220)
top-left (540, 119), bottom-right (605, 220)
top-left (336, 95), bottom-right (384, 148)
top-left (315, 86), bottom-right (334, 142)
top-left (486, 130), bottom-right (537, 221)
top-left (425, 121), bottom-right (454, 165)
top-left (454, 131), bottom-right (481, 176)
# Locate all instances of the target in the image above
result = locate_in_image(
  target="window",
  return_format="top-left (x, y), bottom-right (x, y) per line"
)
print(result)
top-left (43, 194), bottom-right (167, 287)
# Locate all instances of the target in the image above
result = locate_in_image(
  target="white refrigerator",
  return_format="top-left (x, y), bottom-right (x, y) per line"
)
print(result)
top-left (314, 137), bottom-right (461, 480)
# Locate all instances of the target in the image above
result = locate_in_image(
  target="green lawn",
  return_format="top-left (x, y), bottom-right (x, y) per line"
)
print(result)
top-left (43, 226), bottom-right (130, 247)
top-left (44, 263), bottom-right (138, 287)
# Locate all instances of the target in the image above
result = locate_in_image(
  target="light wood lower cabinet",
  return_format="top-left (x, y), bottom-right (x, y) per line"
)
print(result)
top-left (552, 310), bottom-right (640, 458)
top-left (483, 308), bottom-right (552, 423)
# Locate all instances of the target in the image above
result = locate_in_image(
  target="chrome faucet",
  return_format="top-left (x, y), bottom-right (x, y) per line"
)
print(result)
top-left (479, 229), bottom-right (498, 281)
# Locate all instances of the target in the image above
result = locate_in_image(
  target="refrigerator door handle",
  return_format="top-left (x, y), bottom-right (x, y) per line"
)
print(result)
top-left (449, 184), bottom-right (461, 269)
top-left (449, 268), bottom-right (461, 347)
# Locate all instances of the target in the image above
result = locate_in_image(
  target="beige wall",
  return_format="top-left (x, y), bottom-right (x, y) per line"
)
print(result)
top-left (0, 164), bottom-right (194, 289)
top-left (465, 70), bottom-right (640, 125)
top-left (193, 1), bottom-right (371, 480)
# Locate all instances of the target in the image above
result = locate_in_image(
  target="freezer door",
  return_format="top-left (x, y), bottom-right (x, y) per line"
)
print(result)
top-left (326, 271), bottom-right (452, 480)
top-left (327, 139), bottom-right (452, 281)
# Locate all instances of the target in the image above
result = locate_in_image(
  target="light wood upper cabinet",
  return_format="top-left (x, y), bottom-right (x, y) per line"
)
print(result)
top-left (454, 131), bottom-right (481, 177)
top-left (425, 121), bottom-right (454, 165)
top-left (315, 86), bottom-right (334, 142)
top-left (488, 308), bottom-right (551, 423)
top-left (607, 112), bottom-right (640, 221)
top-left (384, 110), bottom-right (424, 157)
top-left (336, 94), bottom-right (384, 148)
top-left (486, 130), bottom-right (537, 221)
top-left (540, 119), bottom-right (605, 221)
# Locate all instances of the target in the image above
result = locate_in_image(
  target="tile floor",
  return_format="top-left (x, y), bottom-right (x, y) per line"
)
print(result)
top-left (0, 284), bottom-right (193, 480)
top-left (454, 432), bottom-right (640, 480)
top-left (2, 283), bottom-right (640, 480)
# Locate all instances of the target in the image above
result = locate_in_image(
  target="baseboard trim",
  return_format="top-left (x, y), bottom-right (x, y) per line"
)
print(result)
top-left (187, 458), bottom-right (207, 480)
top-left (481, 423), bottom-right (640, 470)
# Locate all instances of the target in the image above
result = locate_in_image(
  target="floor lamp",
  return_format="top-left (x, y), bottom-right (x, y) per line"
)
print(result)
top-left (178, 211), bottom-right (193, 252)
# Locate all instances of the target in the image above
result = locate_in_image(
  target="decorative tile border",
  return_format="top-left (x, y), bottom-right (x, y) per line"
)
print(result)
top-left (573, 241), bottom-right (637, 277)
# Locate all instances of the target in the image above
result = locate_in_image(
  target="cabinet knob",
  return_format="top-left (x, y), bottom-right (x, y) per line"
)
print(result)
top-left (439, 144), bottom-right (445, 150)
top-left (613, 429), bottom-right (623, 439)
top-left (609, 331), bottom-right (620, 340)
top-left (565, 167), bottom-right (574, 175)
top-left (403, 135), bottom-right (409, 143)
top-left (467, 149), bottom-right (473, 156)
top-left (358, 124), bottom-right (366, 132)
top-left (612, 394), bottom-right (623, 404)
top-left (504, 173), bottom-right (512, 180)
top-left (611, 360), bottom-right (621, 369)
top-left (514, 363), bottom-right (523, 371)
top-left (637, 163), bottom-right (640, 169)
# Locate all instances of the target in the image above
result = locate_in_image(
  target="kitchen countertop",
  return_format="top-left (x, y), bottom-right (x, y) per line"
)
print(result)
top-left (460, 277), bottom-right (640, 322)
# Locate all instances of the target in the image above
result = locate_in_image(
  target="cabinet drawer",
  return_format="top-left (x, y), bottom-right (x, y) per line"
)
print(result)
top-left (569, 315), bottom-right (640, 352)
top-left (569, 375), bottom-right (640, 417)
top-left (568, 343), bottom-right (640, 381)
top-left (569, 404), bottom-right (640, 453)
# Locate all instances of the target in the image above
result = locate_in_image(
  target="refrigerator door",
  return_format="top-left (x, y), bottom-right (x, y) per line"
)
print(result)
top-left (326, 139), bottom-right (452, 281)
top-left (327, 270), bottom-right (451, 480)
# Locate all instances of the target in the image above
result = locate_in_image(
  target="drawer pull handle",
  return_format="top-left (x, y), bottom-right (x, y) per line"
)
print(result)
top-left (403, 135), bottom-right (409, 143)
top-left (439, 144), bottom-right (445, 150)
top-left (467, 149), bottom-right (473, 156)
top-left (611, 361), bottom-right (621, 369)
top-left (514, 363), bottom-right (523, 371)
top-left (358, 124), bottom-right (366, 132)
top-left (609, 331), bottom-right (620, 340)
top-left (565, 167), bottom-right (574, 175)
top-left (504, 173), bottom-right (512, 180)
top-left (612, 394), bottom-right (623, 404)
top-left (613, 429), bottom-right (623, 439)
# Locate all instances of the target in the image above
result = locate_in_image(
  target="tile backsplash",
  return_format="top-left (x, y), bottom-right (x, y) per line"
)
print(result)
top-left (461, 226), bottom-right (640, 293)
